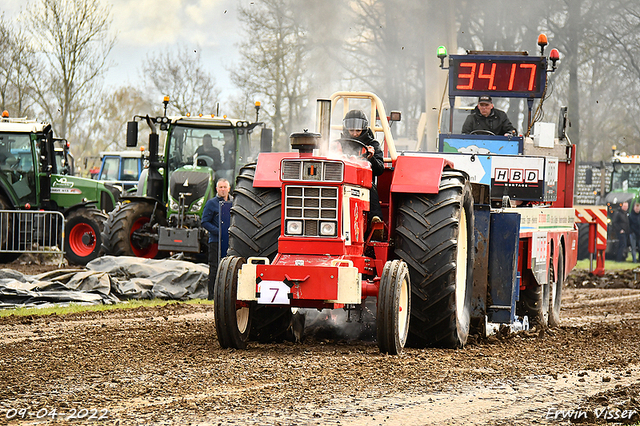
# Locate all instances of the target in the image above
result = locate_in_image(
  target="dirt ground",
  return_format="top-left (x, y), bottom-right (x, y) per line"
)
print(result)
top-left (0, 265), bottom-right (639, 425)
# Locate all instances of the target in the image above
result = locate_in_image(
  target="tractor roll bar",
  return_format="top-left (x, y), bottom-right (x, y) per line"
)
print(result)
top-left (328, 91), bottom-right (398, 162)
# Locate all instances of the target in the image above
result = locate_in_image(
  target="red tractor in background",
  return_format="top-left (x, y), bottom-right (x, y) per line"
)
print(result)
top-left (215, 92), bottom-right (475, 354)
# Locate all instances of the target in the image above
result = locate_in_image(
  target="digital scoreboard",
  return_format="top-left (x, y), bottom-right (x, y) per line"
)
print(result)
top-left (448, 55), bottom-right (548, 98)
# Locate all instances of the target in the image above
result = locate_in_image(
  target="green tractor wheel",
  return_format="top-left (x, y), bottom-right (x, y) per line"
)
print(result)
top-left (103, 201), bottom-right (166, 258)
top-left (64, 207), bottom-right (107, 266)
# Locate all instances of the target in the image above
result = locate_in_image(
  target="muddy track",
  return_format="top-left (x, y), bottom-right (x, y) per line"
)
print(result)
top-left (0, 275), bottom-right (639, 425)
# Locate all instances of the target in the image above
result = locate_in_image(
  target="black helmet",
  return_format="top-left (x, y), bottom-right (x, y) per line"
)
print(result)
top-left (343, 109), bottom-right (369, 131)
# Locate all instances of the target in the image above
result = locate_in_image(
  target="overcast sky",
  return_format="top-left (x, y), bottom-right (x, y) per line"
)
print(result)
top-left (4, 0), bottom-right (241, 100)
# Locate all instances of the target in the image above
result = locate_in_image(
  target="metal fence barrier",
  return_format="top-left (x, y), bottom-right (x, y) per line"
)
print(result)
top-left (0, 210), bottom-right (65, 260)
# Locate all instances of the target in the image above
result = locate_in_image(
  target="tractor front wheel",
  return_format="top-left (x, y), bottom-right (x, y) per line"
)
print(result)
top-left (227, 164), bottom-right (294, 342)
top-left (214, 256), bottom-right (251, 349)
top-left (64, 207), bottom-right (107, 265)
top-left (376, 259), bottom-right (411, 355)
top-left (102, 201), bottom-right (165, 258)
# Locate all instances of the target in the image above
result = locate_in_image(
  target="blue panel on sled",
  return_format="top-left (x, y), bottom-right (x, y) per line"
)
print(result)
top-left (471, 205), bottom-right (491, 321)
top-left (488, 212), bottom-right (520, 324)
top-left (439, 134), bottom-right (523, 155)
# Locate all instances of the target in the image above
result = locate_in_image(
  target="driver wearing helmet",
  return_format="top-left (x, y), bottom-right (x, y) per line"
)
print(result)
top-left (341, 110), bottom-right (384, 236)
top-left (461, 95), bottom-right (516, 136)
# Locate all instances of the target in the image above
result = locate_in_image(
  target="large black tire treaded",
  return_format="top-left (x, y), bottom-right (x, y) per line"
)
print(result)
top-left (102, 201), bottom-right (166, 258)
top-left (214, 256), bottom-right (251, 349)
top-left (520, 282), bottom-right (549, 328)
top-left (395, 170), bottom-right (475, 349)
top-left (228, 163), bottom-right (281, 260)
top-left (377, 260), bottom-right (411, 355)
top-left (64, 206), bottom-right (107, 266)
top-left (548, 249), bottom-right (564, 328)
top-left (227, 164), bottom-right (293, 343)
top-left (576, 223), bottom-right (589, 260)
top-left (0, 195), bottom-right (20, 263)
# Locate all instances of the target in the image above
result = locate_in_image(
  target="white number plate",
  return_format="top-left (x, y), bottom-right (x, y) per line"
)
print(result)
top-left (257, 280), bottom-right (291, 305)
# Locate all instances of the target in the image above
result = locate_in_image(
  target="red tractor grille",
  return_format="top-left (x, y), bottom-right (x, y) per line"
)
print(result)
top-left (281, 159), bottom-right (343, 182)
top-left (284, 185), bottom-right (339, 237)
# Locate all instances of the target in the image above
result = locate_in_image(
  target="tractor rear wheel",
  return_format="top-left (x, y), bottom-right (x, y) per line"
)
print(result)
top-left (214, 256), bottom-right (251, 349)
top-left (395, 170), bottom-right (475, 348)
top-left (0, 195), bottom-right (20, 263)
top-left (376, 260), bottom-right (411, 355)
top-left (228, 163), bottom-right (281, 260)
top-left (227, 164), bottom-right (293, 343)
top-left (102, 201), bottom-right (165, 258)
top-left (64, 207), bottom-right (107, 265)
top-left (548, 249), bottom-right (564, 327)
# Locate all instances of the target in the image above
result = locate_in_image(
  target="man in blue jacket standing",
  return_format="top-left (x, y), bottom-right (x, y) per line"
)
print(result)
top-left (202, 178), bottom-right (232, 299)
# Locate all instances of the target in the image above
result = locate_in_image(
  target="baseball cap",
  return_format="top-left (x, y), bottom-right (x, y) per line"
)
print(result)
top-left (478, 95), bottom-right (493, 104)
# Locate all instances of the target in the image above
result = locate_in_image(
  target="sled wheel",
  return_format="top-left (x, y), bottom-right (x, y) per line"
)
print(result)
top-left (214, 256), bottom-right (251, 349)
top-left (377, 260), bottom-right (411, 355)
top-left (548, 249), bottom-right (564, 327)
top-left (520, 281), bottom-right (549, 328)
top-left (395, 170), bottom-right (475, 348)
top-left (65, 207), bottom-right (107, 265)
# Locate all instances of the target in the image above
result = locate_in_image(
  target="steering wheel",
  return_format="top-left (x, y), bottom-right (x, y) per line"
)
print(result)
top-left (196, 155), bottom-right (215, 168)
top-left (470, 130), bottom-right (495, 136)
top-left (336, 138), bottom-right (369, 159)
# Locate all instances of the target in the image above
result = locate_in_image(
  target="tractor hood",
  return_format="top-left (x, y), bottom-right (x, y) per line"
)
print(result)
top-left (604, 191), bottom-right (635, 206)
top-left (49, 174), bottom-right (119, 211)
top-left (168, 166), bottom-right (213, 209)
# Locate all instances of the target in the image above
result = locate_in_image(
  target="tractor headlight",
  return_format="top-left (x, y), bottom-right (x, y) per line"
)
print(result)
top-left (320, 221), bottom-right (336, 236)
top-left (190, 196), bottom-right (205, 212)
top-left (169, 198), bottom-right (179, 211)
top-left (286, 220), bottom-right (303, 235)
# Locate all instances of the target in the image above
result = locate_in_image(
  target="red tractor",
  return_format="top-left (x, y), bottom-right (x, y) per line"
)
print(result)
top-left (215, 92), bottom-right (474, 354)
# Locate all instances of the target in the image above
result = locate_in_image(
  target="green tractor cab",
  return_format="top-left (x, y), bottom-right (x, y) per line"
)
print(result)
top-left (0, 114), bottom-right (119, 265)
top-left (102, 100), bottom-right (272, 260)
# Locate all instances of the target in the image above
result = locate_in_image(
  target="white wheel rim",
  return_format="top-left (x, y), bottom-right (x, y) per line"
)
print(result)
top-left (455, 208), bottom-right (469, 323)
top-left (398, 271), bottom-right (409, 344)
top-left (236, 306), bottom-right (249, 333)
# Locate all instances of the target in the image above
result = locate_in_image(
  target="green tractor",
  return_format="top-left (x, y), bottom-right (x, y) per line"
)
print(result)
top-left (0, 113), bottom-right (120, 265)
top-left (101, 101), bottom-right (272, 260)
top-left (601, 150), bottom-right (640, 258)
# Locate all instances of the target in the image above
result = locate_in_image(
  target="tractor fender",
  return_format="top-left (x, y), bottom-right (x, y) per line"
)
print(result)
top-left (114, 195), bottom-right (167, 221)
top-left (253, 152), bottom-right (300, 188)
top-left (115, 196), bottom-right (167, 215)
top-left (63, 201), bottom-right (100, 217)
top-left (390, 156), bottom-right (457, 194)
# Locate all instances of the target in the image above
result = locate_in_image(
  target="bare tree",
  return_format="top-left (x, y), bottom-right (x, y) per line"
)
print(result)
top-left (231, 0), bottom-right (310, 151)
top-left (0, 16), bottom-right (37, 116)
top-left (142, 45), bottom-right (220, 116)
top-left (23, 0), bottom-right (116, 139)
top-left (342, 0), bottom-right (427, 134)
top-left (72, 86), bottom-right (156, 158)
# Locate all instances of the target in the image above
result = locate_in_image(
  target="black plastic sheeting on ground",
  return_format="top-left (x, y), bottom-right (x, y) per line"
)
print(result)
top-left (0, 256), bottom-right (209, 309)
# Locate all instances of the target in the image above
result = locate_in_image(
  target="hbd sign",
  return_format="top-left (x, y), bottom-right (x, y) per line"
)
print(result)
top-left (493, 168), bottom-right (540, 185)
top-left (491, 157), bottom-right (545, 200)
